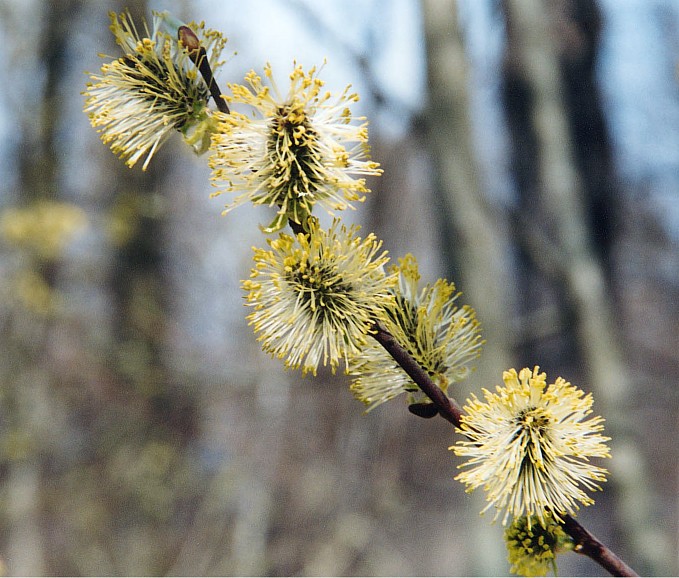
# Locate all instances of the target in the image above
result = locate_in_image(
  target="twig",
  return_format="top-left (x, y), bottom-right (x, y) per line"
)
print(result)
top-left (287, 219), bottom-right (307, 237)
top-left (370, 321), bottom-right (463, 427)
top-left (178, 26), bottom-right (230, 114)
top-left (561, 515), bottom-right (638, 577)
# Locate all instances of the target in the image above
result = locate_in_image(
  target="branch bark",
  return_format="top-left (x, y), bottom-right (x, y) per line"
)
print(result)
top-left (371, 321), bottom-right (463, 427)
top-left (562, 515), bottom-right (638, 577)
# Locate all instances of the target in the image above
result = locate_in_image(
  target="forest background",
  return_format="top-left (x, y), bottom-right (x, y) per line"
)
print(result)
top-left (0, 0), bottom-right (678, 575)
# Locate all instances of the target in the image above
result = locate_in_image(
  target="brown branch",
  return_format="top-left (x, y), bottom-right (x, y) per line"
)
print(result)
top-left (561, 515), bottom-right (638, 577)
top-left (178, 26), bottom-right (230, 114)
top-left (370, 321), bottom-right (463, 427)
top-left (287, 219), bottom-right (307, 237)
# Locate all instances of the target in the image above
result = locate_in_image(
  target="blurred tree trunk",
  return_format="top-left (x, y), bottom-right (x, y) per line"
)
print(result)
top-left (501, 0), bottom-right (671, 573)
top-left (421, 1), bottom-right (513, 392)
top-left (421, 0), bottom-right (513, 573)
top-left (1, 1), bottom-right (85, 574)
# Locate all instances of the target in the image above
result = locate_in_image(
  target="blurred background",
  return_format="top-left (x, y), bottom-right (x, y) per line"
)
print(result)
top-left (0, 0), bottom-right (678, 575)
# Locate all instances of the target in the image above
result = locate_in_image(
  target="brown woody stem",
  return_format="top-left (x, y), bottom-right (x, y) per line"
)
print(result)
top-left (370, 321), bottom-right (463, 427)
top-left (287, 219), bottom-right (307, 237)
top-left (178, 25), bottom-right (230, 114)
top-left (561, 515), bottom-right (638, 576)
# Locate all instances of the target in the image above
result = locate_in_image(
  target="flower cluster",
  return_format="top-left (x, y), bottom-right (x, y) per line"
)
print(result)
top-left (349, 254), bottom-right (482, 411)
top-left (209, 63), bottom-right (382, 232)
top-left (84, 11), bottom-right (227, 169)
top-left (242, 219), bottom-right (394, 375)
top-left (504, 514), bottom-right (572, 577)
top-left (451, 367), bottom-right (611, 527)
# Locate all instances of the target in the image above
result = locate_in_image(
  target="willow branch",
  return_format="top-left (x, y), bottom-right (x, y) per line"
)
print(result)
top-left (178, 26), bottom-right (230, 114)
top-left (370, 321), bottom-right (463, 427)
top-left (561, 515), bottom-right (638, 577)
top-left (287, 219), bottom-right (307, 237)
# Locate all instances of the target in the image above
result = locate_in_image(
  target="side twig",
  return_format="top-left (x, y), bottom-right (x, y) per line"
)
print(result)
top-left (178, 26), bottom-right (230, 114)
top-left (561, 515), bottom-right (638, 577)
top-left (370, 321), bottom-right (463, 427)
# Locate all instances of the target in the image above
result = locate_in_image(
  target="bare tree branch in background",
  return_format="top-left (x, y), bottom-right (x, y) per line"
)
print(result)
top-left (285, 0), bottom-right (416, 116)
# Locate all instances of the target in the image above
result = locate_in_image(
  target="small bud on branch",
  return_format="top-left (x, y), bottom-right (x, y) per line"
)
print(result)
top-left (178, 25), bottom-right (229, 114)
top-left (178, 25), bottom-right (201, 55)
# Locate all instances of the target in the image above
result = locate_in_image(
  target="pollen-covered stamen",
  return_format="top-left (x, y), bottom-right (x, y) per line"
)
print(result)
top-left (287, 260), bottom-right (354, 325)
top-left (115, 51), bottom-right (208, 128)
top-left (242, 219), bottom-right (395, 375)
top-left (209, 62), bottom-right (382, 231)
top-left (451, 367), bottom-right (611, 527)
top-left (349, 254), bottom-right (482, 412)
top-left (84, 10), bottom-right (228, 169)
top-left (386, 293), bottom-right (450, 382)
top-left (515, 407), bottom-right (552, 466)
top-left (266, 103), bottom-right (323, 201)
